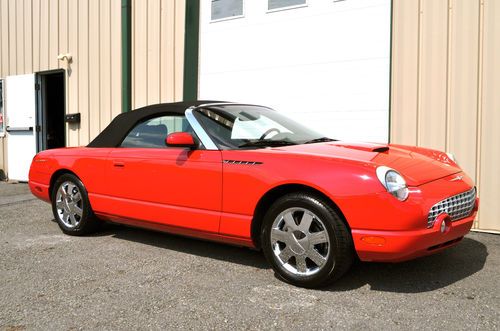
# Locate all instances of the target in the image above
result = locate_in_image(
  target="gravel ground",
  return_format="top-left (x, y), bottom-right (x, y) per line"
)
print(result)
top-left (0, 182), bottom-right (499, 330)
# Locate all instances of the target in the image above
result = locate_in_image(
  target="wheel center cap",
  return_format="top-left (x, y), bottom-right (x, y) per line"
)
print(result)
top-left (293, 230), bottom-right (306, 240)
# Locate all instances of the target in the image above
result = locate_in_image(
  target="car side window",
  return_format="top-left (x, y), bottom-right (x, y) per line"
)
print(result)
top-left (120, 115), bottom-right (193, 148)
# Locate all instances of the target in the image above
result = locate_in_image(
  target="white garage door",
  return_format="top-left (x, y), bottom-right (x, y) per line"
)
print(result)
top-left (199, 0), bottom-right (391, 143)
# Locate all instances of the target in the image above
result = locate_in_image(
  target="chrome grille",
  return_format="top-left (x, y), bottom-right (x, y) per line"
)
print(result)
top-left (427, 187), bottom-right (476, 228)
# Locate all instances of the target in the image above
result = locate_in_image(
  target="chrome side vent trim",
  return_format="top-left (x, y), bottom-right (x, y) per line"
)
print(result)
top-left (223, 160), bottom-right (263, 165)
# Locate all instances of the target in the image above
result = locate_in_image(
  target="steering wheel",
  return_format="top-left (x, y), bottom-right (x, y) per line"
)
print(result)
top-left (259, 128), bottom-right (281, 140)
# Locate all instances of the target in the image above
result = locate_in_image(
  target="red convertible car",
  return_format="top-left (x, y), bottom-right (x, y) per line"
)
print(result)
top-left (29, 101), bottom-right (479, 287)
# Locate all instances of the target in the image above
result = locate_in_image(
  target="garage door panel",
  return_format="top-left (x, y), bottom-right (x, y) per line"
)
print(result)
top-left (199, 0), bottom-right (391, 143)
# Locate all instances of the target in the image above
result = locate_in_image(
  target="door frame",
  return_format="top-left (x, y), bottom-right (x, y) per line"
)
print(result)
top-left (35, 69), bottom-right (66, 152)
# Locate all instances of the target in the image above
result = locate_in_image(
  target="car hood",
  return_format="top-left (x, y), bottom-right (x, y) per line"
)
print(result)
top-left (270, 141), bottom-right (461, 186)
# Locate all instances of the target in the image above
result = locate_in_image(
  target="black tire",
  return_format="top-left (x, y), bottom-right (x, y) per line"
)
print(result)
top-left (51, 173), bottom-right (99, 236)
top-left (261, 192), bottom-right (354, 288)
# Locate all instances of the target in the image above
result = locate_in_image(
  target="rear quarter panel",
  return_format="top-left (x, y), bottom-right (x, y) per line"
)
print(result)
top-left (29, 148), bottom-right (113, 203)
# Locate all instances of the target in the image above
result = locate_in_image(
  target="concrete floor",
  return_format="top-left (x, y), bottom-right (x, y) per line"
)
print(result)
top-left (0, 182), bottom-right (499, 330)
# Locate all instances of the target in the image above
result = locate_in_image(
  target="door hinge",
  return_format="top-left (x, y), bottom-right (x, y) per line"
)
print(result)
top-left (35, 83), bottom-right (41, 90)
top-left (35, 125), bottom-right (41, 132)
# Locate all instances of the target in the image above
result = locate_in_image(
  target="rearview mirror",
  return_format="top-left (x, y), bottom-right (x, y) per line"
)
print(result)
top-left (165, 132), bottom-right (196, 148)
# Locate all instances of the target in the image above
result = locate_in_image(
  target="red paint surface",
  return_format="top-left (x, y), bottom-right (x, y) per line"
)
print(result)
top-left (166, 132), bottom-right (195, 147)
top-left (28, 142), bottom-right (476, 261)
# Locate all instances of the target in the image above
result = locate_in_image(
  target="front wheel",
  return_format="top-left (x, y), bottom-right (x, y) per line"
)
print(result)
top-left (51, 173), bottom-right (99, 236)
top-left (261, 193), bottom-right (354, 288)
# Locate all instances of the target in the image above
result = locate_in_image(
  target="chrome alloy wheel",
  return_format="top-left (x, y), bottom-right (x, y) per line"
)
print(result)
top-left (270, 207), bottom-right (331, 276)
top-left (55, 181), bottom-right (83, 228)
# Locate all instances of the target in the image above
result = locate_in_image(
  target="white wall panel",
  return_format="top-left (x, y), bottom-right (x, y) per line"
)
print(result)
top-left (199, 0), bottom-right (391, 142)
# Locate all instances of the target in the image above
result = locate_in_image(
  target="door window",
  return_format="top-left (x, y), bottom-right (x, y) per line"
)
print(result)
top-left (121, 115), bottom-right (193, 148)
top-left (211, 0), bottom-right (243, 21)
top-left (268, 0), bottom-right (306, 11)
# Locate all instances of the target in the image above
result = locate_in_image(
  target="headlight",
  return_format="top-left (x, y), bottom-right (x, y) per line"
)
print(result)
top-left (376, 166), bottom-right (409, 201)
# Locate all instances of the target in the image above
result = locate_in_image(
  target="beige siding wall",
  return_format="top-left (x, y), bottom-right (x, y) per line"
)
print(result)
top-left (131, 0), bottom-right (185, 109)
top-left (0, 0), bottom-right (123, 175)
top-left (0, 0), bottom-right (186, 177)
top-left (0, 0), bottom-right (122, 147)
top-left (391, 0), bottom-right (500, 232)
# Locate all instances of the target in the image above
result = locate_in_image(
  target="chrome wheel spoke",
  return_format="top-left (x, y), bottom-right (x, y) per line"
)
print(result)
top-left (271, 207), bottom-right (331, 276)
top-left (62, 211), bottom-right (70, 224)
top-left (56, 200), bottom-right (65, 210)
top-left (67, 183), bottom-right (76, 195)
top-left (298, 212), bottom-right (313, 232)
top-left (283, 212), bottom-right (297, 231)
top-left (307, 248), bottom-right (327, 267)
top-left (72, 192), bottom-right (82, 202)
top-left (296, 255), bottom-right (308, 273)
top-left (278, 246), bottom-right (294, 263)
top-left (72, 204), bottom-right (83, 217)
top-left (69, 213), bottom-right (77, 225)
top-left (271, 228), bottom-right (289, 244)
top-left (309, 231), bottom-right (328, 245)
top-left (55, 181), bottom-right (84, 229)
top-left (58, 185), bottom-right (67, 199)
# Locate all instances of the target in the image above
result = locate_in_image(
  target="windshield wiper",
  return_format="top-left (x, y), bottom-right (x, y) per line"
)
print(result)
top-left (238, 140), bottom-right (297, 148)
top-left (304, 137), bottom-right (337, 144)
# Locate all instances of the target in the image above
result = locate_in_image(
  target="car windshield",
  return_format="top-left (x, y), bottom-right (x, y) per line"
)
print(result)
top-left (193, 104), bottom-right (335, 150)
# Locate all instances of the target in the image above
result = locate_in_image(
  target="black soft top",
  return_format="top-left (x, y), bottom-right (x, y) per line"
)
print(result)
top-left (87, 100), bottom-right (222, 148)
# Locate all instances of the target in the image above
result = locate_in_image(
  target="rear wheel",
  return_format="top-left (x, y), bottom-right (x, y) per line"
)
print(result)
top-left (51, 173), bottom-right (99, 235)
top-left (261, 192), bottom-right (354, 288)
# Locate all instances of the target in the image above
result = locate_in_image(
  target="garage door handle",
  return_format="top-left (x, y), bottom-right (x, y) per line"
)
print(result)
top-left (113, 162), bottom-right (125, 168)
top-left (6, 126), bottom-right (33, 132)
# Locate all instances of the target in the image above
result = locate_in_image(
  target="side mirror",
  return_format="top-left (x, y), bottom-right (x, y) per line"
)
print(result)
top-left (165, 132), bottom-right (196, 148)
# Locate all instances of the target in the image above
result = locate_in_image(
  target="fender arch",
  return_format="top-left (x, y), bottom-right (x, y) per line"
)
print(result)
top-left (250, 183), bottom-right (350, 249)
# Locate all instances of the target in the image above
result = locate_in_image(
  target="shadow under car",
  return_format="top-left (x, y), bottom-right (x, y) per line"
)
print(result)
top-left (82, 221), bottom-right (488, 293)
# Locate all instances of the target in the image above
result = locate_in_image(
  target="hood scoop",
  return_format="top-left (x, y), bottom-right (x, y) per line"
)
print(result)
top-left (372, 146), bottom-right (389, 153)
top-left (331, 142), bottom-right (390, 153)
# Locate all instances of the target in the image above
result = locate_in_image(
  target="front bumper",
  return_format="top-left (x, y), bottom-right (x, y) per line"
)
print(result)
top-left (352, 213), bottom-right (475, 262)
top-left (346, 172), bottom-right (478, 262)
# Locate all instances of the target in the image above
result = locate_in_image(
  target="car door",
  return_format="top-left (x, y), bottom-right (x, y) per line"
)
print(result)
top-left (99, 113), bottom-right (223, 233)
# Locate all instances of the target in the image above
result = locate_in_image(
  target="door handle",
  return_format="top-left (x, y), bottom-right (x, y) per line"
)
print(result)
top-left (6, 126), bottom-right (33, 132)
top-left (113, 161), bottom-right (125, 168)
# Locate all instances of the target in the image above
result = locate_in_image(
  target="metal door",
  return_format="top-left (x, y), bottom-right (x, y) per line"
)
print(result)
top-left (5, 74), bottom-right (37, 181)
